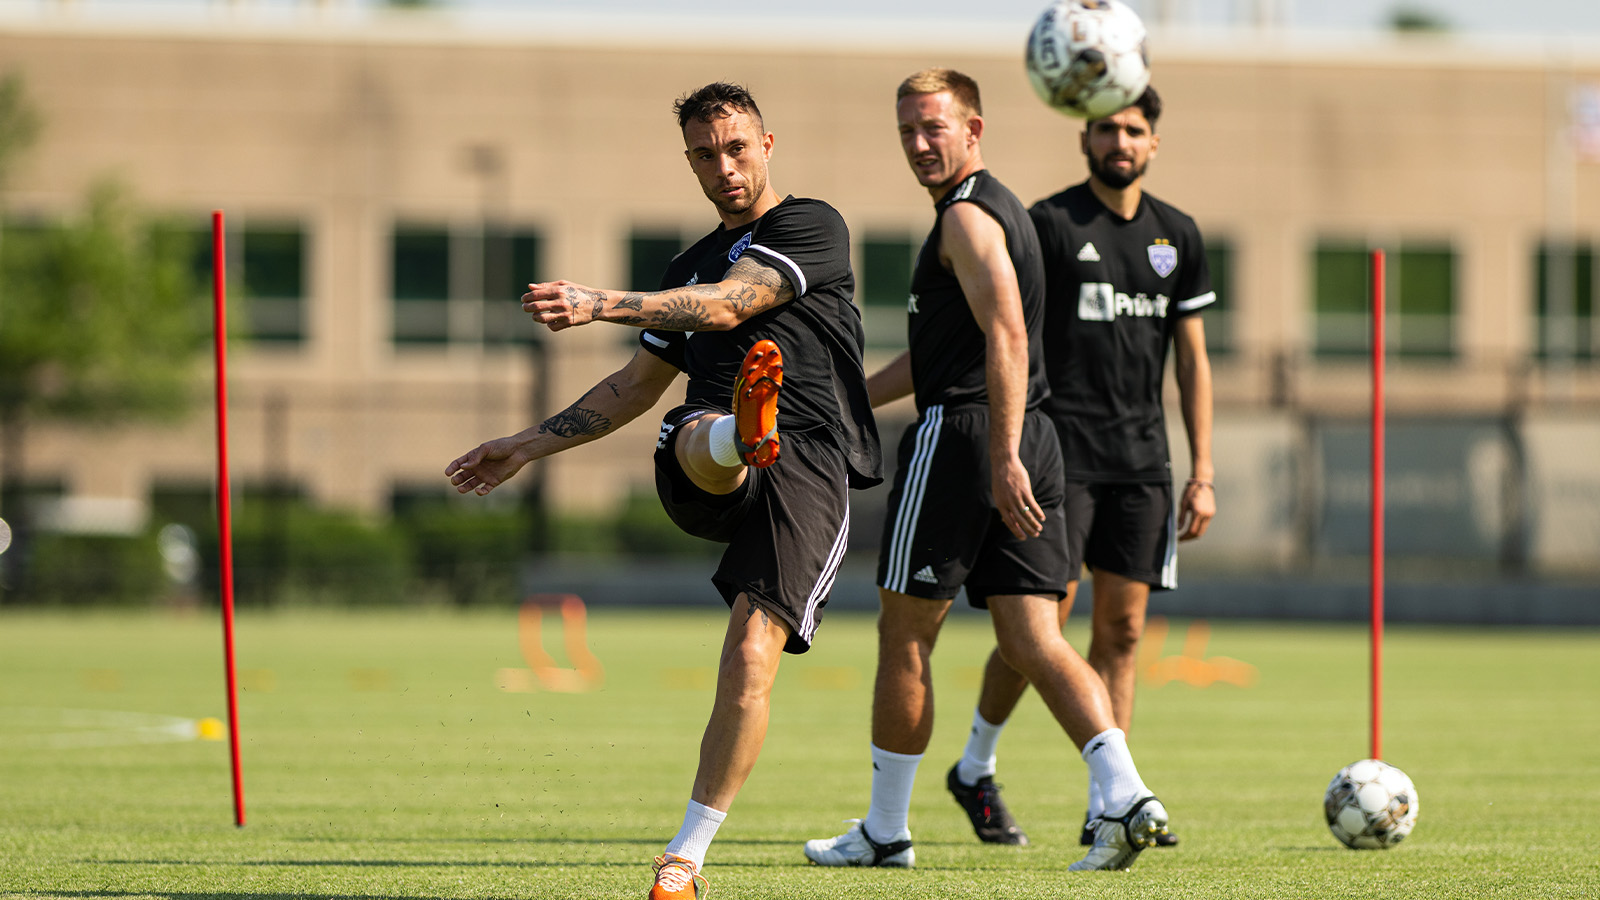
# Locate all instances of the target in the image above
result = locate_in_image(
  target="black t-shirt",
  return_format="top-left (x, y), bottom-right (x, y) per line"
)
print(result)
top-left (906, 169), bottom-right (1050, 414)
top-left (1029, 181), bottom-right (1215, 482)
top-left (638, 196), bottom-right (882, 489)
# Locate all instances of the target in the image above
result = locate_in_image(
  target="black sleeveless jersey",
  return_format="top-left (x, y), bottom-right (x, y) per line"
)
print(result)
top-left (637, 196), bottom-right (882, 489)
top-left (906, 169), bottom-right (1050, 414)
top-left (1029, 181), bottom-right (1215, 482)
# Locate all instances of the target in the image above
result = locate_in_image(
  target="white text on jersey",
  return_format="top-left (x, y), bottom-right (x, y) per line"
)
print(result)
top-left (1078, 282), bottom-right (1170, 322)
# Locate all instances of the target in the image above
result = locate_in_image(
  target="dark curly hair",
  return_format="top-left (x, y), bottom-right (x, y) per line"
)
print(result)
top-left (673, 82), bottom-right (765, 130)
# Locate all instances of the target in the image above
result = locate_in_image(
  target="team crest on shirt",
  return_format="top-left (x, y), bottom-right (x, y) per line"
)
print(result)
top-left (728, 232), bottom-right (752, 263)
top-left (1147, 240), bottom-right (1177, 278)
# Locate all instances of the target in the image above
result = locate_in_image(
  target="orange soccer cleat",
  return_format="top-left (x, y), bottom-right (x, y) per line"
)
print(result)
top-left (647, 854), bottom-right (708, 899)
top-left (732, 339), bottom-right (783, 468)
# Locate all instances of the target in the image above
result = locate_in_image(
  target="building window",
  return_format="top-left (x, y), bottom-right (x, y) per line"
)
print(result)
top-left (628, 230), bottom-right (685, 292)
top-left (190, 220), bottom-right (309, 345)
top-left (1314, 241), bottom-right (1456, 358)
top-left (1202, 239), bottom-right (1232, 356)
top-left (390, 224), bottom-right (543, 348)
top-left (860, 234), bottom-right (918, 347)
top-left (239, 225), bottom-right (308, 344)
top-left (1534, 241), bottom-right (1596, 362)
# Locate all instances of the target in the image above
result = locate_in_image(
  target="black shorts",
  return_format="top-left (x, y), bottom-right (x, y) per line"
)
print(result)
top-left (1063, 480), bottom-right (1177, 591)
top-left (654, 404), bottom-right (852, 655)
top-left (875, 405), bottom-right (1069, 607)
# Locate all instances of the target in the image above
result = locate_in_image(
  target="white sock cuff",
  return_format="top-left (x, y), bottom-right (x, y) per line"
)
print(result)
top-left (687, 799), bottom-right (727, 824)
top-left (1080, 727), bottom-right (1127, 763)
top-left (956, 707), bottom-right (1006, 785)
top-left (662, 799), bottom-right (727, 870)
top-left (707, 415), bottom-right (742, 467)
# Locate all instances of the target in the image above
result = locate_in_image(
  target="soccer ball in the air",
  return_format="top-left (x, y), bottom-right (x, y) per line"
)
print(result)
top-left (1324, 759), bottom-right (1419, 849)
top-left (1024, 0), bottom-right (1151, 119)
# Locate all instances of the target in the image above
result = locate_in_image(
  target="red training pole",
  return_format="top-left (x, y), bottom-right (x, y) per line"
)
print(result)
top-left (212, 210), bottom-right (246, 826)
top-left (1369, 249), bottom-right (1385, 763)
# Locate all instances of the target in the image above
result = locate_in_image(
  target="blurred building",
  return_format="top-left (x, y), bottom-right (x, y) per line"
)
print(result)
top-left (0, 4), bottom-right (1597, 577)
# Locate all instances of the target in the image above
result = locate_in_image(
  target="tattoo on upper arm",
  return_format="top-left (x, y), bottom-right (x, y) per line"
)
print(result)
top-left (539, 403), bottom-right (611, 438)
top-left (604, 380), bottom-right (620, 397)
top-left (726, 256), bottom-right (796, 312)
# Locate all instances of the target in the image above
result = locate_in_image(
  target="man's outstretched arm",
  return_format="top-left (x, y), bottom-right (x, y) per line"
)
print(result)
top-left (447, 349), bottom-right (680, 496)
top-left (521, 256), bottom-right (796, 333)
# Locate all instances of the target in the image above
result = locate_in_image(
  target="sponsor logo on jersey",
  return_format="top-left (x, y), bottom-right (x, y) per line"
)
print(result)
top-left (728, 232), bottom-right (752, 263)
top-left (1147, 239), bottom-right (1177, 278)
top-left (1077, 242), bottom-right (1101, 262)
top-left (685, 272), bottom-right (699, 286)
top-left (1078, 282), bottom-right (1170, 321)
top-left (907, 292), bottom-right (920, 314)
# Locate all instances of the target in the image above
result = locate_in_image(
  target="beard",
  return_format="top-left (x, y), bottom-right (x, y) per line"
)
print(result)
top-left (705, 167), bottom-right (768, 217)
top-left (1088, 151), bottom-right (1146, 189)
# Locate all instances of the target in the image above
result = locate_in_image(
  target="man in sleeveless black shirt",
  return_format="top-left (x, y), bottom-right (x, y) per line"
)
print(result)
top-left (804, 69), bottom-right (1170, 874)
top-left (447, 83), bottom-right (880, 900)
top-left (950, 87), bottom-right (1217, 851)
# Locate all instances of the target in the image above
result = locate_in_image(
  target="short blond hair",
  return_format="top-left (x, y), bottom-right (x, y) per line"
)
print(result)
top-left (896, 68), bottom-right (983, 119)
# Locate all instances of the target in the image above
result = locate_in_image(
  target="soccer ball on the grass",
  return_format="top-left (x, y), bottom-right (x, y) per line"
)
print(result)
top-left (1024, 0), bottom-right (1151, 119)
top-left (1324, 759), bottom-right (1420, 849)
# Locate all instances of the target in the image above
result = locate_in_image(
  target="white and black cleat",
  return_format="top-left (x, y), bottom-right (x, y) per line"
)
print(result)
top-left (803, 819), bottom-right (915, 868)
top-left (1069, 795), bottom-right (1169, 871)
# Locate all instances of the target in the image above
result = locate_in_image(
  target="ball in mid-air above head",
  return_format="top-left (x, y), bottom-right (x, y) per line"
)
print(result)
top-left (1324, 758), bottom-right (1420, 849)
top-left (1025, 0), bottom-right (1151, 119)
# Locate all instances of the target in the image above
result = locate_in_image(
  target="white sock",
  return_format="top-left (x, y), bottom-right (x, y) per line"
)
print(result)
top-left (662, 799), bottom-right (726, 870)
top-left (707, 415), bottom-right (742, 468)
top-left (1080, 727), bottom-right (1150, 814)
top-left (955, 708), bottom-right (1005, 785)
top-left (863, 744), bottom-right (921, 841)
top-left (1086, 775), bottom-right (1106, 821)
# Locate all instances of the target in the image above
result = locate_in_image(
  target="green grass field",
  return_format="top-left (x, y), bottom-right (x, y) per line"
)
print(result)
top-left (1, 605), bottom-right (1596, 899)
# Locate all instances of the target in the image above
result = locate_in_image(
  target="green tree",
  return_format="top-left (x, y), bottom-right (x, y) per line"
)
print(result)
top-left (0, 72), bottom-right (204, 599)
top-left (1388, 4), bottom-right (1452, 33)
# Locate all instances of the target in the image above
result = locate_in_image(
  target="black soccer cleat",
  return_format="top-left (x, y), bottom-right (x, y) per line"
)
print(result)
top-left (946, 763), bottom-right (1029, 846)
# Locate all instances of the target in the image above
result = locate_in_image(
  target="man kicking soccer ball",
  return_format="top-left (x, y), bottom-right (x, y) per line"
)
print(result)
top-left (447, 82), bottom-right (880, 899)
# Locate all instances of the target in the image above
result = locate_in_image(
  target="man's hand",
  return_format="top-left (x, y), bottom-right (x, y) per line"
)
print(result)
top-left (1178, 479), bottom-right (1215, 541)
top-left (993, 454), bottom-right (1045, 541)
top-left (446, 437), bottom-right (529, 496)
top-left (522, 281), bottom-right (608, 332)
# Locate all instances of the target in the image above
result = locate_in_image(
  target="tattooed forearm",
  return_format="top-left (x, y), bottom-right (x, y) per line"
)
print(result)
top-left (652, 297), bottom-right (712, 331)
top-left (566, 286), bottom-right (607, 321)
top-left (615, 292), bottom-right (645, 311)
top-left (603, 380), bottom-right (621, 397)
top-left (538, 403), bottom-right (611, 439)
